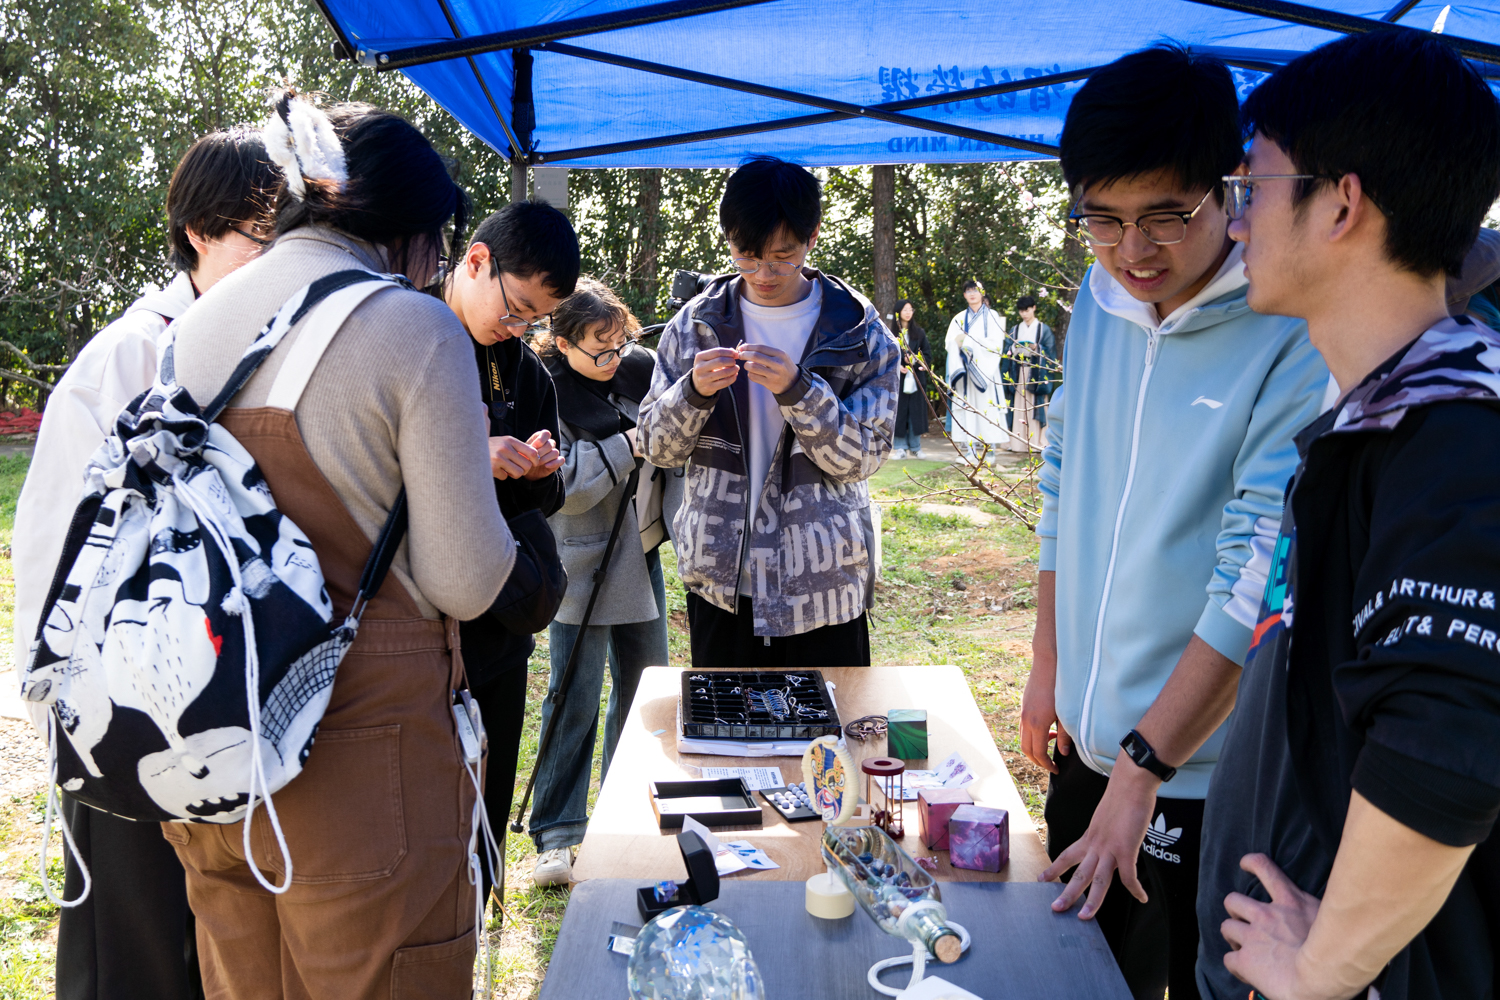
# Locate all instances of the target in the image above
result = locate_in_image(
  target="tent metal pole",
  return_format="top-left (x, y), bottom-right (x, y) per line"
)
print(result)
top-left (535, 114), bottom-right (1056, 163)
top-left (309, 0), bottom-right (358, 60)
top-left (361, 0), bottom-right (781, 70)
top-left (432, 0), bottom-right (524, 160)
top-left (537, 42), bottom-right (1062, 155)
top-left (1193, 41), bottom-right (1500, 77)
top-left (1381, 0), bottom-right (1422, 22)
top-left (529, 64), bottom-right (1101, 163)
top-left (536, 119), bottom-right (1056, 162)
top-left (535, 112), bottom-right (846, 163)
top-left (1178, 0), bottom-right (1500, 65)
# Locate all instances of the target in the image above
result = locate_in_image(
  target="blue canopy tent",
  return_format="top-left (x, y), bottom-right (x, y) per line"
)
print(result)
top-left (310, 0), bottom-right (1500, 169)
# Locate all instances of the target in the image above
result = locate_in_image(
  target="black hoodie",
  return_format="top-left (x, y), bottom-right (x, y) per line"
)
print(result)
top-left (1198, 316), bottom-right (1500, 1000)
top-left (460, 334), bottom-right (565, 689)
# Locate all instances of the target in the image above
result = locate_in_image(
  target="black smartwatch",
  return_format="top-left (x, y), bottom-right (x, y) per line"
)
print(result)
top-left (1120, 729), bottom-right (1177, 782)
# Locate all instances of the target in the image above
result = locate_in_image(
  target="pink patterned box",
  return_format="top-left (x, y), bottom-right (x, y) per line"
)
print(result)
top-left (948, 804), bottom-right (1009, 873)
top-left (917, 787), bottom-right (973, 850)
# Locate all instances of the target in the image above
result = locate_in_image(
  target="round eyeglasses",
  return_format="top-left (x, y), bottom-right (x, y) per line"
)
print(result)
top-left (1068, 188), bottom-right (1217, 247)
top-left (1221, 173), bottom-right (1327, 221)
top-left (572, 340), bottom-right (639, 367)
top-left (731, 258), bottom-right (803, 277)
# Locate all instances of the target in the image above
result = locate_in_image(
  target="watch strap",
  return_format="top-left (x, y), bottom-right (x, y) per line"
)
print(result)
top-left (1120, 729), bottom-right (1177, 782)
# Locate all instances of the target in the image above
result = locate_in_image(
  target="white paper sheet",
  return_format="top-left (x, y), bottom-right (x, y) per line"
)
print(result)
top-left (682, 816), bottom-right (779, 874)
top-left (694, 766), bottom-right (784, 791)
top-left (722, 841), bottom-right (779, 870)
top-left (937, 751), bottom-right (976, 787)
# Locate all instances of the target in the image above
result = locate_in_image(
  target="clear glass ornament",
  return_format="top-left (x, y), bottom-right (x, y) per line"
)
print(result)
top-left (626, 905), bottom-right (767, 1000)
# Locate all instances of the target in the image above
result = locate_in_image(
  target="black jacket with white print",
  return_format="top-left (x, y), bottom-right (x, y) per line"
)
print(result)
top-left (1198, 316), bottom-right (1500, 1000)
top-left (638, 268), bottom-right (899, 637)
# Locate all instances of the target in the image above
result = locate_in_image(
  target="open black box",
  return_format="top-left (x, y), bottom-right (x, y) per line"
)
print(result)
top-left (637, 829), bottom-right (721, 920)
top-left (648, 778), bottom-right (763, 829)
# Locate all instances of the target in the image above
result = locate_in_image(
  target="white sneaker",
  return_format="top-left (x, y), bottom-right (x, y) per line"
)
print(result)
top-left (891, 448), bottom-right (907, 460)
top-left (531, 847), bottom-right (573, 887)
top-left (910, 449), bottom-right (925, 460)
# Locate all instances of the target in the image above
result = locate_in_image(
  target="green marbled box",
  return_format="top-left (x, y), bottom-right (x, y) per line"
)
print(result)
top-left (887, 708), bottom-right (929, 760)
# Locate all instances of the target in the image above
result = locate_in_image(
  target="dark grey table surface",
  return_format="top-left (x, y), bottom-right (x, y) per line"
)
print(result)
top-left (538, 879), bottom-right (1131, 999)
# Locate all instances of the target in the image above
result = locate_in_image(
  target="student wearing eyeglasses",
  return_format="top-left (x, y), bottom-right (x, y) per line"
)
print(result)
top-left (1197, 32), bottom-right (1500, 1000)
top-left (440, 200), bottom-right (578, 901)
top-left (1017, 45), bottom-right (1330, 1000)
top-left (526, 279), bottom-right (684, 887)
top-left (638, 154), bottom-right (899, 668)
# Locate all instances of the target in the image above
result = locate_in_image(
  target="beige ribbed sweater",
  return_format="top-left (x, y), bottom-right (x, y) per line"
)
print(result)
top-left (171, 227), bottom-right (513, 620)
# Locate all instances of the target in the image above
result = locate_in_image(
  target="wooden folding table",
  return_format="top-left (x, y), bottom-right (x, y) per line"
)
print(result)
top-left (570, 665), bottom-right (1051, 884)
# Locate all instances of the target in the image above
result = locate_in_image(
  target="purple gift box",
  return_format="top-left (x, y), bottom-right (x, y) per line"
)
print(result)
top-left (917, 788), bottom-right (973, 850)
top-left (948, 804), bottom-right (1009, 873)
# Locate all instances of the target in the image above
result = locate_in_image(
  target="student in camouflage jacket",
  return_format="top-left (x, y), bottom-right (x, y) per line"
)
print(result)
top-left (639, 266), bottom-right (899, 646)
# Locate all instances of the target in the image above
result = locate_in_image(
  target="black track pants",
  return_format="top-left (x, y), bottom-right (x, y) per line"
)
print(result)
top-left (56, 794), bottom-right (203, 1000)
top-left (686, 593), bottom-right (870, 668)
top-left (1044, 747), bottom-right (1205, 1000)
top-left (471, 661), bottom-right (530, 904)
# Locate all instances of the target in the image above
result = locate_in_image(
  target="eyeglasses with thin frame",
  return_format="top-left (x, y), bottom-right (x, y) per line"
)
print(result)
top-left (498, 273), bottom-right (550, 334)
top-left (730, 257), bottom-right (803, 277)
top-left (1068, 188), bottom-right (1217, 247)
top-left (571, 339), bottom-right (639, 367)
top-left (229, 225), bottom-right (271, 247)
top-left (1221, 173), bottom-right (1327, 221)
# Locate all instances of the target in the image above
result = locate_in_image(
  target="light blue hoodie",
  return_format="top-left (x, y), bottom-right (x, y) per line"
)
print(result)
top-left (1037, 245), bottom-right (1332, 799)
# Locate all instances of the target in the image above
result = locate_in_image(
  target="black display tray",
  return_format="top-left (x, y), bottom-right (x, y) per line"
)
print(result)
top-left (760, 784), bottom-right (819, 823)
top-left (680, 670), bottom-right (842, 741)
top-left (648, 778), bottom-right (763, 829)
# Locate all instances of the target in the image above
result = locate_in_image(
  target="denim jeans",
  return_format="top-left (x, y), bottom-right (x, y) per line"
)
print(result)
top-left (529, 547), bottom-right (669, 851)
top-left (896, 425), bottom-right (922, 453)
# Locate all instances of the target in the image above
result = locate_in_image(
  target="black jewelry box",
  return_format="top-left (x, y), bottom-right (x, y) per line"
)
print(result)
top-left (648, 778), bottom-right (763, 829)
top-left (637, 829), bottom-right (721, 920)
top-left (680, 670), bottom-right (842, 741)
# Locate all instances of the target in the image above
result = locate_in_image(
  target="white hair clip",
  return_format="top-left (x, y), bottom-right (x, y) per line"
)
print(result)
top-left (263, 91), bottom-right (347, 201)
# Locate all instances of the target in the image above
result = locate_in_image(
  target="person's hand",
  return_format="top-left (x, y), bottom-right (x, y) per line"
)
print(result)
top-left (489, 435), bottom-right (538, 481)
top-left (523, 429), bottom-right (563, 480)
top-left (1020, 647), bottom-right (1069, 774)
top-left (1221, 854), bottom-right (1326, 1000)
top-left (1039, 757), bottom-right (1158, 920)
top-left (691, 347), bottom-right (740, 397)
top-left (738, 344), bottom-right (799, 395)
top-left (625, 427), bottom-right (644, 458)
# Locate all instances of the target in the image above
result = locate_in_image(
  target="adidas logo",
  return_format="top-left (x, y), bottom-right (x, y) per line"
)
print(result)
top-left (1144, 813), bottom-right (1182, 847)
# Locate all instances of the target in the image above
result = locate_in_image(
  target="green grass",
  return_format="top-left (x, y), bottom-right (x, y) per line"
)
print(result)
top-left (0, 454), bottom-right (30, 660)
top-left (0, 456), bottom-right (61, 998)
top-left (0, 447), bottom-right (1047, 999)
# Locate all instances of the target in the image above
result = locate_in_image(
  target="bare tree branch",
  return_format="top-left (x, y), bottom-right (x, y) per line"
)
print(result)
top-left (0, 368), bottom-right (56, 394)
top-left (0, 340), bottom-right (69, 374)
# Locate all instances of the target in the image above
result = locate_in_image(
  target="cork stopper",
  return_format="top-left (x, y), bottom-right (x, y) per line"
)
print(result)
top-left (933, 931), bottom-right (962, 964)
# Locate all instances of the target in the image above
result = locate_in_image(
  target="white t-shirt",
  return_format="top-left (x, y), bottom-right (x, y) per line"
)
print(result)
top-left (1016, 318), bottom-right (1040, 343)
top-left (737, 280), bottom-right (822, 594)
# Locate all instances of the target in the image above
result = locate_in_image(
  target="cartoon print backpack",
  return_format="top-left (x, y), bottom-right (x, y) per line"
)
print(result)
top-left (22, 269), bottom-right (408, 901)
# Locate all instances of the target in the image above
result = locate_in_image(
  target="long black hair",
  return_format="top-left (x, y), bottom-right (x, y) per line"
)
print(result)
top-left (268, 92), bottom-right (470, 282)
top-left (893, 298), bottom-right (918, 333)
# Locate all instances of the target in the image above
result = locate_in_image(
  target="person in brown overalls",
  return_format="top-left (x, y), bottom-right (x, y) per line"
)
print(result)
top-left (163, 94), bottom-right (516, 999)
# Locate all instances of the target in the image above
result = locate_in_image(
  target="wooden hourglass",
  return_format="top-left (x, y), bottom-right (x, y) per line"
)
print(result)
top-left (861, 757), bottom-right (907, 838)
